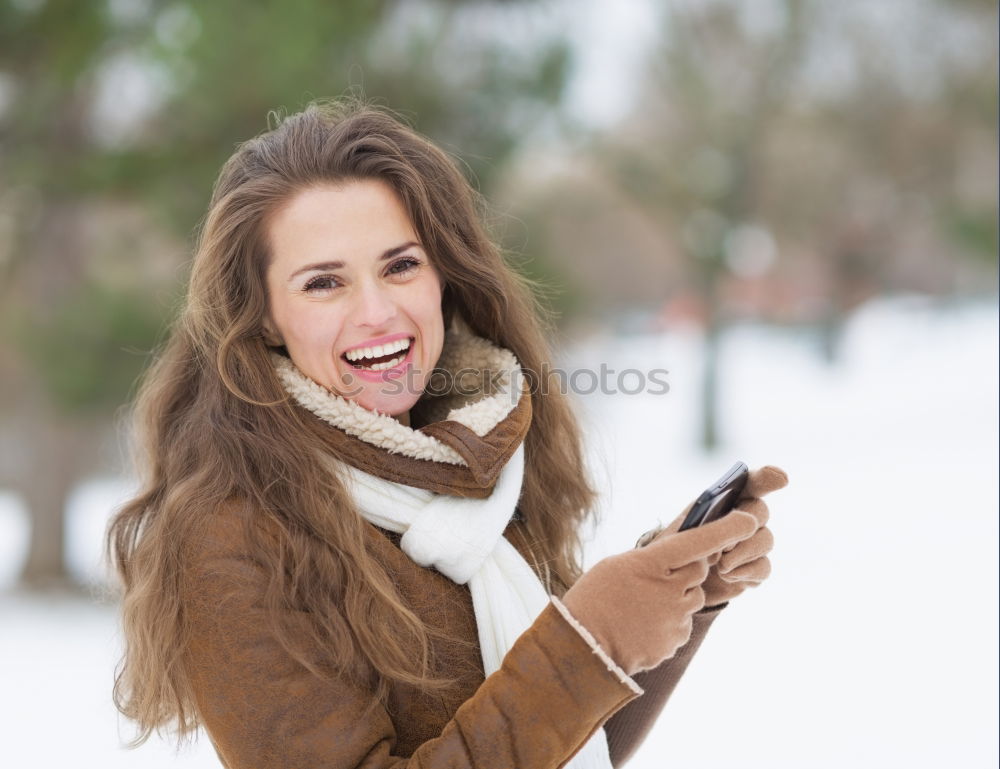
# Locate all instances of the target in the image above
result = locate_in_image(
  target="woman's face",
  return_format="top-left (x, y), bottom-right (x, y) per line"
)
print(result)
top-left (264, 180), bottom-right (445, 424)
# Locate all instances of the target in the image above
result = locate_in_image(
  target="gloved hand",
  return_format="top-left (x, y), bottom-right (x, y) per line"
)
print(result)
top-left (633, 465), bottom-right (789, 608)
top-left (700, 465), bottom-right (788, 607)
top-left (562, 510), bottom-right (759, 675)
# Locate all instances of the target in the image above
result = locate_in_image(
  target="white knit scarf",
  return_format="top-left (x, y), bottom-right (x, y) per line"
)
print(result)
top-left (273, 330), bottom-right (615, 769)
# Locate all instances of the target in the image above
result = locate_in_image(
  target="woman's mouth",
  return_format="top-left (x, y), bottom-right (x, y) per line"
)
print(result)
top-left (342, 337), bottom-right (413, 371)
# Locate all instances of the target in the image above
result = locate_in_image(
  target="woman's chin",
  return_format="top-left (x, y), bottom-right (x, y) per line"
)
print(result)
top-left (351, 391), bottom-right (418, 421)
top-left (335, 362), bottom-right (429, 421)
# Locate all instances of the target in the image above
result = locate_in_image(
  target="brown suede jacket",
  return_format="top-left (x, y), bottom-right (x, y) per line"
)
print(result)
top-left (181, 363), bottom-right (723, 769)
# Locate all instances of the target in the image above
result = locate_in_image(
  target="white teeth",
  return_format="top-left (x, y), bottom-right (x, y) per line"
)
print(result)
top-left (345, 338), bottom-right (411, 362)
top-left (368, 354), bottom-right (405, 371)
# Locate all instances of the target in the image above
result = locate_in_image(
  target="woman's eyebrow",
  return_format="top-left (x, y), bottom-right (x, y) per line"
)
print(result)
top-left (287, 241), bottom-right (421, 283)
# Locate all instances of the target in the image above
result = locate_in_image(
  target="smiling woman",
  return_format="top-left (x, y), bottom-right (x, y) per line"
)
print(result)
top-left (263, 181), bottom-right (445, 422)
top-left (106, 100), bottom-right (787, 769)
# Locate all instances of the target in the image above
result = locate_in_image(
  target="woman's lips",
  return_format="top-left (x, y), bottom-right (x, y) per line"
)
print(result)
top-left (342, 340), bottom-right (415, 384)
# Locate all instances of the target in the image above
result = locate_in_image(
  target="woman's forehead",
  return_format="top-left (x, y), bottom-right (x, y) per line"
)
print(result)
top-left (267, 181), bottom-right (420, 275)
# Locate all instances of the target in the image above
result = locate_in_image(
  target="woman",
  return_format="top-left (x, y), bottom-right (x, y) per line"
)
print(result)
top-left (108, 101), bottom-right (787, 769)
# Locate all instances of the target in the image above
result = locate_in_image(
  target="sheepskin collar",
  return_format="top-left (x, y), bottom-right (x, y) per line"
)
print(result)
top-left (273, 325), bottom-right (532, 498)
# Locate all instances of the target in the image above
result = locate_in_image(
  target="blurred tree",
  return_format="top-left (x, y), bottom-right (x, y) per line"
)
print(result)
top-left (598, 0), bottom-right (811, 449)
top-left (0, 0), bottom-right (570, 586)
top-left (524, 0), bottom-right (996, 450)
top-left (0, 0), bottom-right (135, 586)
top-left (760, 0), bottom-right (999, 360)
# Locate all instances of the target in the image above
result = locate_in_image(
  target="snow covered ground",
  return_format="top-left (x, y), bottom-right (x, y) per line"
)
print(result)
top-left (2, 295), bottom-right (997, 768)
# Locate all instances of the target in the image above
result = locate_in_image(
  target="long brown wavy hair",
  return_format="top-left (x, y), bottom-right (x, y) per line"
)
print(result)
top-left (107, 100), bottom-right (597, 744)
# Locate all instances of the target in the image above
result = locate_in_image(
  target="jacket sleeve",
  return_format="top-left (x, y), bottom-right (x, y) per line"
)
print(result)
top-left (601, 605), bottom-right (724, 767)
top-left (181, 526), bottom-right (640, 769)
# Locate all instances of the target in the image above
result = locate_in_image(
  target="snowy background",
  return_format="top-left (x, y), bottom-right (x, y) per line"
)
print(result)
top-left (2, 295), bottom-right (997, 768)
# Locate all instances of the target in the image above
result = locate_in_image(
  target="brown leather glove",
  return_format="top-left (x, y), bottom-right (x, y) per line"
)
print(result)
top-left (701, 465), bottom-right (788, 607)
top-left (562, 511), bottom-right (759, 676)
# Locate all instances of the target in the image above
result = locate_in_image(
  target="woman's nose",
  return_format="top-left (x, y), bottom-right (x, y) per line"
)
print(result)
top-left (351, 280), bottom-right (397, 328)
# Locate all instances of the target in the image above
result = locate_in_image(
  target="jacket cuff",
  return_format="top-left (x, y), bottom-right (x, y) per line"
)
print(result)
top-left (550, 596), bottom-right (644, 696)
top-left (601, 600), bottom-right (724, 767)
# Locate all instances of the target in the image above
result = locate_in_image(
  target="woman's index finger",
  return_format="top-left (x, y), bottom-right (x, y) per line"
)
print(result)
top-left (642, 510), bottom-right (759, 567)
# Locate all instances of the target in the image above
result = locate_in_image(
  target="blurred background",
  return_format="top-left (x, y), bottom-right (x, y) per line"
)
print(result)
top-left (0, 0), bottom-right (996, 766)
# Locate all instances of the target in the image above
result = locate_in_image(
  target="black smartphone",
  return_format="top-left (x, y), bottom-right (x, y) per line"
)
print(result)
top-left (678, 462), bottom-right (749, 532)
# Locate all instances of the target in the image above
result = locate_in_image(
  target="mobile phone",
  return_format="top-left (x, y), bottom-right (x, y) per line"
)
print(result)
top-left (678, 462), bottom-right (749, 532)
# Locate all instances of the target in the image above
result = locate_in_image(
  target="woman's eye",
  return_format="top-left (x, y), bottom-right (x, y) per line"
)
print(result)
top-left (303, 275), bottom-right (339, 292)
top-left (387, 257), bottom-right (420, 276)
top-left (301, 259), bottom-right (419, 293)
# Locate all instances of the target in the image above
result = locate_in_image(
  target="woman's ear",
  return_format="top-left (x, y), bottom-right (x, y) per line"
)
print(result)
top-left (261, 319), bottom-right (284, 347)
top-left (441, 286), bottom-right (456, 331)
